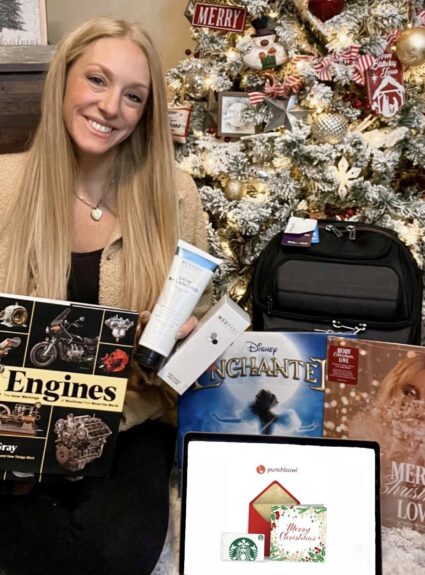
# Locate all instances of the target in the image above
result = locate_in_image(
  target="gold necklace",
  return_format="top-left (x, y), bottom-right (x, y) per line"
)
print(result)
top-left (73, 190), bottom-right (104, 221)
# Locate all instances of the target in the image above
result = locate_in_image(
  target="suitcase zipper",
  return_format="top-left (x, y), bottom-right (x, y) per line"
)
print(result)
top-left (322, 222), bottom-right (403, 243)
top-left (326, 224), bottom-right (356, 240)
top-left (325, 224), bottom-right (343, 238)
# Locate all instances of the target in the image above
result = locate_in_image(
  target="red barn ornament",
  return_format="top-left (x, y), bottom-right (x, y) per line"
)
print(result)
top-left (366, 53), bottom-right (405, 118)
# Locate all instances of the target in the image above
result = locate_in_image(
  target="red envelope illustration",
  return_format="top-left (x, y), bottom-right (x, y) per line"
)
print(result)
top-left (248, 480), bottom-right (299, 556)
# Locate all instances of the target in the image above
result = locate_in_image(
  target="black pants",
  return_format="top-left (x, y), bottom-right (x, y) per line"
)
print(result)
top-left (0, 420), bottom-right (176, 575)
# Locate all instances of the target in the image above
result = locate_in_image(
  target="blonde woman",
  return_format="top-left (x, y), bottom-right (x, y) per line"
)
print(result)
top-left (348, 354), bottom-right (425, 464)
top-left (0, 17), bottom-right (209, 575)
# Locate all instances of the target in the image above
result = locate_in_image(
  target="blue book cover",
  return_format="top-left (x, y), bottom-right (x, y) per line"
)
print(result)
top-left (178, 332), bottom-right (330, 469)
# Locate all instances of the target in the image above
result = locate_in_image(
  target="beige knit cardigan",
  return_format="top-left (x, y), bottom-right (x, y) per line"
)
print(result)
top-left (0, 152), bottom-right (210, 430)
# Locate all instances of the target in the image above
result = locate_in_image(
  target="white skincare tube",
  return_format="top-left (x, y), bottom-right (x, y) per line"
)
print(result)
top-left (136, 240), bottom-right (222, 370)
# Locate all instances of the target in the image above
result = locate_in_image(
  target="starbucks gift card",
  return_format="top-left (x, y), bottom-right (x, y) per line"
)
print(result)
top-left (220, 533), bottom-right (265, 561)
top-left (270, 504), bottom-right (327, 562)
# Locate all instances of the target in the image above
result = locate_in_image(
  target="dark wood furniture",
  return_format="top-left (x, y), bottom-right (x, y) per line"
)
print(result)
top-left (0, 46), bottom-right (54, 154)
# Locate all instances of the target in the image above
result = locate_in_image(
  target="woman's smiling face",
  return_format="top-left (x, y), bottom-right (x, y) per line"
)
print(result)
top-left (63, 36), bottom-right (151, 161)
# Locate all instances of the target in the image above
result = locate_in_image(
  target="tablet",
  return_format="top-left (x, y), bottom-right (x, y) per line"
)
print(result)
top-left (180, 432), bottom-right (381, 574)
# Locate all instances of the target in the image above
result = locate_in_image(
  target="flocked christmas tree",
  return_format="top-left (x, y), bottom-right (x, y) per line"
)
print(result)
top-left (167, 0), bottom-right (425, 319)
top-left (0, 0), bottom-right (25, 33)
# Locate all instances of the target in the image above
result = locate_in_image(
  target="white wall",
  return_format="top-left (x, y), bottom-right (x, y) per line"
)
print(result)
top-left (45, 0), bottom-right (193, 70)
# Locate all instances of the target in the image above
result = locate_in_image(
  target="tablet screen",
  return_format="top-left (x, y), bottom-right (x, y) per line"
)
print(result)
top-left (180, 433), bottom-right (381, 575)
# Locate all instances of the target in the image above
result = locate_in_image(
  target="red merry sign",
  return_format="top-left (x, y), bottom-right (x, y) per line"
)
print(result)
top-left (192, 3), bottom-right (246, 32)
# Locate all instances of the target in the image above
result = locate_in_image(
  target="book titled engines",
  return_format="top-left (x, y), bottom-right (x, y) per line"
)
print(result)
top-left (0, 293), bottom-right (138, 478)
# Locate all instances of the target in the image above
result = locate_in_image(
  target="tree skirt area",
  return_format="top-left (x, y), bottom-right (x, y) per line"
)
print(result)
top-left (153, 482), bottom-right (425, 575)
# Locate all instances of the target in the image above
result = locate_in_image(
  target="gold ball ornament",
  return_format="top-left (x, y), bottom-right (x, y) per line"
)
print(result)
top-left (311, 112), bottom-right (348, 144)
top-left (395, 27), bottom-right (425, 67)
top-left (184, 69), bottom-right (210, 100)
top-left (224, 180), bottom-right (246, 201)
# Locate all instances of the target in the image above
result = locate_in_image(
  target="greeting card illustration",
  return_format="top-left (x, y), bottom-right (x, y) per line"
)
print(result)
top-left (220, 533), bottom-right (265, 561)
top-left (248, 480), bottom-right (299, 556)
top-left (270, 504), bottom-right (327, 562)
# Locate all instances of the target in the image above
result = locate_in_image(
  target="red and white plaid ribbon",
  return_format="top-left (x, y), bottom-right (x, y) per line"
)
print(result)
top-left (248, 78), bottom-right (286, 104)
top-left (314, 45), bottom-right (373, 84)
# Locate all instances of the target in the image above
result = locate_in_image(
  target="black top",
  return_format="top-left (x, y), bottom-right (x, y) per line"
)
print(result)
top-left (68, 249), bottom-right (102, 305)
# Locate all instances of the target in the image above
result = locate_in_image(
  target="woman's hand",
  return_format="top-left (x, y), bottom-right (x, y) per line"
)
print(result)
top-left (175, 315), bottom-right (198, 340)
top-left (135, 311), bottom-right (151, 342)
top-left (136, 311), bottom-right (198, 342)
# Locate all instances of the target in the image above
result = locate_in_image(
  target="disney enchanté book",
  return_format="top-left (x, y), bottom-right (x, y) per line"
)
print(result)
top-left (178, 331), bottom-right (330, 470)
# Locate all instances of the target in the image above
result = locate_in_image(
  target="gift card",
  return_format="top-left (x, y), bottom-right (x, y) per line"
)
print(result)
top-left (311, 225), bottom-right (319, 243)
top-left (221, 533), bottom-right (265, 561)
top-left (281, 217), bottom-right (319, 247)
top-left (281, 232), bottom-right (313, 247)
top-left (284, 217), bottom-right (318, 235)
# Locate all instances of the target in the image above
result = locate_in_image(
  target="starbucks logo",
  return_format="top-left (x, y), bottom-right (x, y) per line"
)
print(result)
top-left (228, 537), bottom-right (259, 561)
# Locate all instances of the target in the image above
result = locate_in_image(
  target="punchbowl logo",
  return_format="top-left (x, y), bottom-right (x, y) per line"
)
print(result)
top-left (228, 537), bottom-right (260, 561)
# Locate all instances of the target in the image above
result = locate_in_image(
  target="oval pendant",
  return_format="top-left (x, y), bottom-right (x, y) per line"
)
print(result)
top-left (91, 207), bottom-right (103, 221)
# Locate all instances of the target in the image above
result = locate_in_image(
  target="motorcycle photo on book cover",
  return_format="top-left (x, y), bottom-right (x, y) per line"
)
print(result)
top-left (29, 308), bottom-right (98, 368)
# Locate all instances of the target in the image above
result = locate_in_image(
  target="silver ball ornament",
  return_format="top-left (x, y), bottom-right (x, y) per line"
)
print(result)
top-left (311, 112), bottom-right (348, 144)
top-left (395, 27), bottom-right (425, 67)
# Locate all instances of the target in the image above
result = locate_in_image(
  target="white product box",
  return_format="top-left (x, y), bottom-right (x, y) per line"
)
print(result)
top-left (158, 295), bottom-right (250, 394)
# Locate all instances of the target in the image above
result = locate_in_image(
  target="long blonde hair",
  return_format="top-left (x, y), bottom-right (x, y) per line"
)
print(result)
top-left (4, 17), bottom-right (178, 312)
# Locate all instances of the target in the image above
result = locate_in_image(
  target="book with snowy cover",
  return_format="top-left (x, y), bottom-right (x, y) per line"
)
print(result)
top-left (178, 332), bottom-right (329, 469)
top-left (0, 293), bottom-right (138, 479)
top-left (324, 336), bottom-right (425, 534)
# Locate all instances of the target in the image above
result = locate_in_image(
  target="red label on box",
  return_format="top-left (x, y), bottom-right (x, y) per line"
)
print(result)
top-left (327, 344), bottom-right (359, 385)
top-left (193, 3), bottom-right (246, 32)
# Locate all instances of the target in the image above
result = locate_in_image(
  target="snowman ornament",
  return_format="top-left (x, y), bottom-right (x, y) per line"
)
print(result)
top-left (243, 17), bottom-right (287, 71)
